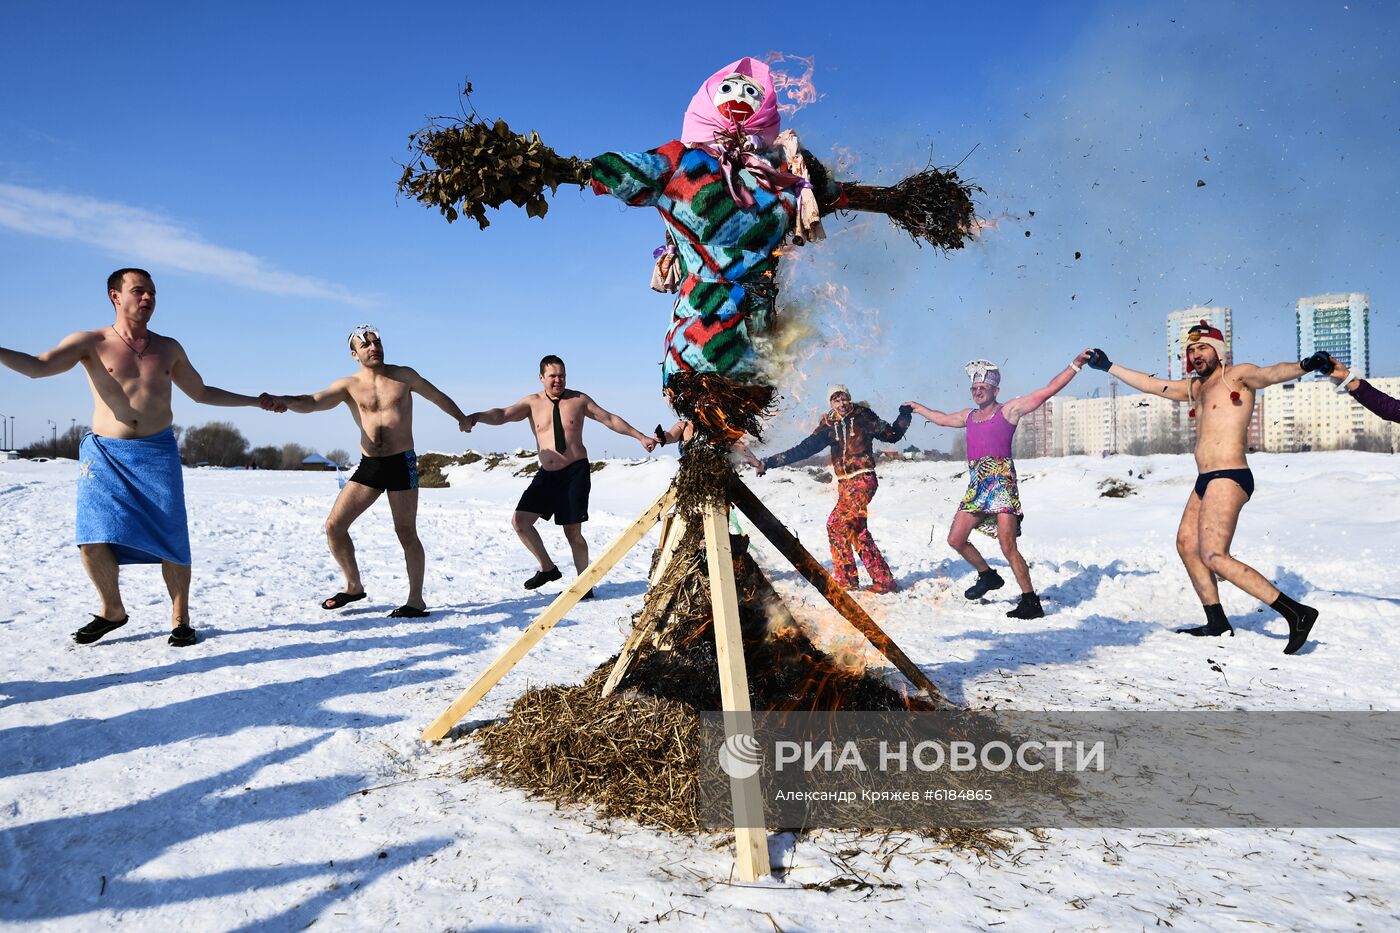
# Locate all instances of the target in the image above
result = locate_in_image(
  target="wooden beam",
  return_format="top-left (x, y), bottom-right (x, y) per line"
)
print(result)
top-left (702, 504), bottom-right (770, 882)
top-left (728, 476), bottom-right (951, 707)
top-left (648, 512), bottom-right (684, 588)
top-left (421, 484), bottom-right (677, 741)
top-left (601, 515), bottom-right (690, 698)
top-left (652, 512), bottom-right (675, 581)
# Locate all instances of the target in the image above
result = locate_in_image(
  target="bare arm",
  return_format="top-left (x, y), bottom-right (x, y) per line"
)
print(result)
top-left (470, 397), bottom-right (532, 427)
top-left (170, 342), bottom-right (265, 407)
top-left (280, 380), bottom-right (351, 414)
top-left (658, 420), bottom-right (689, 445)
top-left (1003, 351), bottom-right (1091, 422)
top-left (0, 332), bottom-right (92, 379)
top-left (1104, 361), bottom-right (1191, 401)
top-left (904, 401), bottom-right (970, 429)
top-left (402, 367), bottom-right (473, 432)
top-left (584, 395), bottom-right (656, 452)
top-left (1236, 361), bottom-right (1305, 391)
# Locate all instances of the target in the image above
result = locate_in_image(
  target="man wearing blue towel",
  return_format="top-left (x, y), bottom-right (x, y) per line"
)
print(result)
top-left (0, 268), bottom-right (284, 646)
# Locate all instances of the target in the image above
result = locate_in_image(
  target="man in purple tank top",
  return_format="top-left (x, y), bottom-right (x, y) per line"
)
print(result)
top-left (906, 352), bottom-right (1090, 619)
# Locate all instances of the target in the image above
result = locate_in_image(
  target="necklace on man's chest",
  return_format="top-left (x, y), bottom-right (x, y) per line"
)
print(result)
top-left (111, 326), bottom-right (149, 360)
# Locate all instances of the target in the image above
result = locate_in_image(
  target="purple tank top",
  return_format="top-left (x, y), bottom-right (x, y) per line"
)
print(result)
top-left (966, 406), bottom-right (1016, 460)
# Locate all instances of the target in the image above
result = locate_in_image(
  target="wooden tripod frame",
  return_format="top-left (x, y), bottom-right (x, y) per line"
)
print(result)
top-left (420, 476), bottom-right (945, 881)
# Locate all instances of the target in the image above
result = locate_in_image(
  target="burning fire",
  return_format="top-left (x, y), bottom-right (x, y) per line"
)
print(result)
top-left (763, 52), bottom-right (822, 118)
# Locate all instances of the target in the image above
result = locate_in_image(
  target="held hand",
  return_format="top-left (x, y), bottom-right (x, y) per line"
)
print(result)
top-left (1085, 348), bottom-right (1112, 372)
top-left (898, 403), bottom-right (914, 417)
top-left (258, 392), bottom-right (288, 413)
top-left (1328, 362), bottom-right (1353, 386)
top-left (457, 417), bottom-right (473, 433)
top-left (1072, 349), bottom-right (1093, 370)
top-left (1300, 351), bottom-right (1336, 374)
top-left (639, 435), bottom-right (657, 453)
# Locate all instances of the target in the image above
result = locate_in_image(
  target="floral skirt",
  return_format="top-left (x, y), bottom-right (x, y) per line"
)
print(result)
top-left (958, 456), bottom-right (1023, 538)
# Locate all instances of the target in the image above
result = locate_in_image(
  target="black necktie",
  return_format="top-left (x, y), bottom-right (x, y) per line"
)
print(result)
top-left (551, 397), bottom-right (566, 453)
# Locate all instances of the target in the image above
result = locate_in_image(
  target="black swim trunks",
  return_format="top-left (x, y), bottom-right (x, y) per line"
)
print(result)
top-left (516, 459), bottom-right (591, 525)
top-left (1194, 467), bottom-right (1254, 500)
top-left (349, 450), bottom-right (419, 492)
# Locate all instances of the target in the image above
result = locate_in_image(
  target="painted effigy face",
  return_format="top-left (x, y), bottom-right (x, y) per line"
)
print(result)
top-left (712, 74), bottom-right (765, 127)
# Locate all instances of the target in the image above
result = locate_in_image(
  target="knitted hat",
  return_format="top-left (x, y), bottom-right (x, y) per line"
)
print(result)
top-left (827, 384), bottom-right (850, 401)
top-left (1184, 320), bottom-right (1226, 376)
top-left (964, 359), bottom-right (1001, 388)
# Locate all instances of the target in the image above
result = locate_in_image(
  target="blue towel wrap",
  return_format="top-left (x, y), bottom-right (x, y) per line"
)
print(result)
top-left (75, 428), bottom-right (191, 565)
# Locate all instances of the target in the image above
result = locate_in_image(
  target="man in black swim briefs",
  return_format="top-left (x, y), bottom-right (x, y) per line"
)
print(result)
top-left (269, 325), bottom-right (473, 618)
top-left (468, 355), bottom-right (656, 596)
top-left (1084, 324), bottom-right (1332, 655)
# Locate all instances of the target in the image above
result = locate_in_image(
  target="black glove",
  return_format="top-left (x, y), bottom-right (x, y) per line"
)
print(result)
top-left (1300, 351), bottom-right (1336, 374)
top-left (1085, 348), bottom-right (1112, 372)
top-left (898, 404), bottom-right (914, 416)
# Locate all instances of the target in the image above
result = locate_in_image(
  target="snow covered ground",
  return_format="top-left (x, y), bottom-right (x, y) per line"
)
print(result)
top-left (3, 450), bottom-right (1399, 931)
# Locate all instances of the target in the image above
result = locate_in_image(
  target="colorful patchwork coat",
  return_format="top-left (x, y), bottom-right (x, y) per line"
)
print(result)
top-left (590, 140), bottom-right (801, 385)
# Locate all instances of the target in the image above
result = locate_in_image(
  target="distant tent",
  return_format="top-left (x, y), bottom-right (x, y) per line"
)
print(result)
top-left (300, 453), bottom-right (339, 471)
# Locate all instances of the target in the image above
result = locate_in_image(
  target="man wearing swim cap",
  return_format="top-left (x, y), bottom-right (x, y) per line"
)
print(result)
top-left (268, 325), bottom-right (474, 619)
top-left (906, 352), bottom-right (1089, 619)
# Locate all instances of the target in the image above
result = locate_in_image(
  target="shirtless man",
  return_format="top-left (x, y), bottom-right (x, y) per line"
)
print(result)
top-left (0, 268), bottom-right (284, 646)
top-left (469, 355), bottom-right (656, 594)
top-left (1087, 322), bottom-right (1329, 654)
top-left (270, 325), bottom-right (472, 618)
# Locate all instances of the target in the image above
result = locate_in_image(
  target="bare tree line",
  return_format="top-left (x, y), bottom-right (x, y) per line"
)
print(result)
top-left (20, 420), bottom-right (350, 468)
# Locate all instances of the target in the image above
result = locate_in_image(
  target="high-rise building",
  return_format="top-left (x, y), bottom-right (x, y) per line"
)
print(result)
top-left (1259, 375), bottom-right (1399, 452)
top-left (1296, 292), bottom-right (1369, 379)
top-left (1167, 306), bottom-right (1233, 380)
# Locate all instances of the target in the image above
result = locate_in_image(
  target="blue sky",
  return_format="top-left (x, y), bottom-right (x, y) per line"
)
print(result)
top-left (2, 1), bottom-right (1397, 457)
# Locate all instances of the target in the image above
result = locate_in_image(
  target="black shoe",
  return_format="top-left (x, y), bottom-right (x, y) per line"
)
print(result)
top-left (964, 570), bottom-right (1005, 600)
top-left (73, 614), bottom-right (128, 644)
top-left (523, 566), bottom-right (562, 590)
top-left (579, 588), bottom-right (596, 601)
top-left (168, 624), bottom-right (198, 647)
top-left (1006, 593), bottom-right (1045, 620)
top-left (1180, 620), bottom-right (1234, 637)
top-left (1283, 604), bottom-right (1318, 656)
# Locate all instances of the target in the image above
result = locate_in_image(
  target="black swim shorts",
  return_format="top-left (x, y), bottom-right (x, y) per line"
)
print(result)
top-left (349, 450), bottom-right (419, 492)
top-left (516, 459), bottom-right (591, 525)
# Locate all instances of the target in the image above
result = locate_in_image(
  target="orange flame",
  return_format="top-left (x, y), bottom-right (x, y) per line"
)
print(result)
top-left (763, 52), bottom-right (822, 118)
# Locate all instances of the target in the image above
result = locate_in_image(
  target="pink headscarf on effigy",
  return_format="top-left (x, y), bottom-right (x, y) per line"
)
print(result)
top-left (678, 57), bottom-right (805, 209)
top-left (680, 57), bottom-right (783, 147)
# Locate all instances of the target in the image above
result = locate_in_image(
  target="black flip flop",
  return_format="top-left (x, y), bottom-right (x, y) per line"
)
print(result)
top-left (72, 614), bottom-right (129, 645)
top-left (322, 591), bottom-right (368, 611)
top-left (388, 605), bottom-right (430, 619)
top-left (168, 624), bottom-right (198, 647)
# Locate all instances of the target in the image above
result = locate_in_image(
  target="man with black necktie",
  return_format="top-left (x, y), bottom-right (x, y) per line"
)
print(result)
top-left (468, 355), bottom-right (657, 595)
